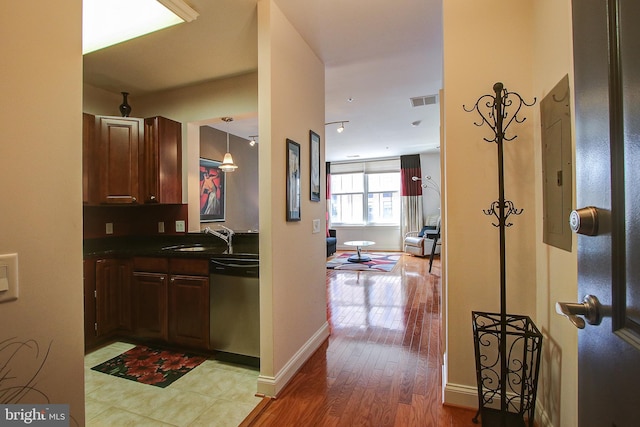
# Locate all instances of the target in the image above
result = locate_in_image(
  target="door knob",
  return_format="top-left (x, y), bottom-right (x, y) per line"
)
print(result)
top-left (555, 295), bottom-right (602, 329)
top-left (569, 207), bottom-right (600, 235)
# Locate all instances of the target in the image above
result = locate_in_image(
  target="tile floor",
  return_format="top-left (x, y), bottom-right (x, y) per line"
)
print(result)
top-left (85, 342), bottom-right (262, 426)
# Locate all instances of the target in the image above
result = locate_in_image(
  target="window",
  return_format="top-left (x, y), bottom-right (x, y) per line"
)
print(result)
top-left (329, 160), bottom-right (400, 225)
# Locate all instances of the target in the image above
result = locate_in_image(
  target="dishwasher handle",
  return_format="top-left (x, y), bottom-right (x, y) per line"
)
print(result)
top-left (210, 258), bottom-right (260, 269)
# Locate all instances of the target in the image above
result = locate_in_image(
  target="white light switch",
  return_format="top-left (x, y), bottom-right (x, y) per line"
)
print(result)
top-left (158, 222), bottom-right (165, 233)
top-left (106, 222), bottom-right (113, 234)
top-left (0, 253), bottom-right (18, 303)
top-left (312, 219), bottom-right (321, 234)
top-left (175, 220), bottom-right (185, 232)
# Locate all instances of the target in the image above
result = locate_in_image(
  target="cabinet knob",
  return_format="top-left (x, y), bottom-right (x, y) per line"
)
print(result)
top-left (132, 197), bottom-right (137, 203)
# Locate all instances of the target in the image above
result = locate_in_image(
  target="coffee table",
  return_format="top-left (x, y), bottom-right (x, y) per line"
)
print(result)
top-left (343, 240), bottom-right (375, 263)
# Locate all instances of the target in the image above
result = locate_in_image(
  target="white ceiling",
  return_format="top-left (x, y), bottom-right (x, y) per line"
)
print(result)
top-left (83, 0), bottom-right (443, 162)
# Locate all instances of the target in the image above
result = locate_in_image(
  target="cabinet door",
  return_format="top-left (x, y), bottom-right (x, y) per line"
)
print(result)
top-left (82, 113), bottom-right (96, 204)
top-left (95, 258), bottom-right (131, 337)
top-left (97, 116), bottom-right (143, 204)
top-left (132, 271), bottom-right (168, 341)
top-left (169, 275), bottom-right (209, 349)
top-left (83, 259), bottom-right (97, 350)
top-left (143, 116), bottom-right (182, 204)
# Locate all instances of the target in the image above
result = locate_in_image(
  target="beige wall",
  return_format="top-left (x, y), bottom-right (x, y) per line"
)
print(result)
top-left (443, 0), bottom-right (536, 405)
top-left (442, 1), bottom-right (577, 426)
top-left (257, 0), bottom-right (329, 395)
top-left (0, 0), bottom-right (85, 424)
top-left (532, 1), bottom-right (578, 426)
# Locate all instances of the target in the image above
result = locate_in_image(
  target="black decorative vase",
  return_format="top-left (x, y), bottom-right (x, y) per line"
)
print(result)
top-left (119, 92), bottom-right (132, 117)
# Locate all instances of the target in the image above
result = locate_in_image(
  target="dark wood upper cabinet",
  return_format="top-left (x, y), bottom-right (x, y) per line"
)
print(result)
top-left (82, 115), bottom-right (182, 205)
top-left (97, 116), bottom-right (143, 204)
top-left (143, 116), bottom-right (182, 204)
top-left (82, 113), bottom-right (96, 205)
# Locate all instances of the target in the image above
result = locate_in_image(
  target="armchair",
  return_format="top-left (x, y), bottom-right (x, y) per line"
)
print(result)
top-left (404, 219), bottom-right (441, 272)
top-left (327, 229), bottom-right (337, 257)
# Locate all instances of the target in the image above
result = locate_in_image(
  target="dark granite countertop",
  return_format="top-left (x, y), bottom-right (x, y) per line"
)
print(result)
top-left (83, 232), bottom-right (259, 259)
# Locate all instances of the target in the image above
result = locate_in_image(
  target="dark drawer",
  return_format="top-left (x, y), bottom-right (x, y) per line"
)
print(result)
top-left (133, 257), bottom-right (169, 273)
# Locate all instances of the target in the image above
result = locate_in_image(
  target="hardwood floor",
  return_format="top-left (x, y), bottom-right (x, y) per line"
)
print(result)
top-left (244, 253), bottom-right (477, 427)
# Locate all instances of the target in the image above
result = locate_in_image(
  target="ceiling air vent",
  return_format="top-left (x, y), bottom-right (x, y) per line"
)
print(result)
top-left (410, 94), bottom-right (438, 107)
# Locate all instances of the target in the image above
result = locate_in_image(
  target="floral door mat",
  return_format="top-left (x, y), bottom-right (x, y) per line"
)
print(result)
top-left (326, 252), bottom-right (400, 272)
top-left (91, 345), bottom-right (207, 388)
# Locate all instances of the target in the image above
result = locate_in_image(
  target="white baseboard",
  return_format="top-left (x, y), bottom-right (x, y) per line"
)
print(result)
top-left (443, 381), bottom-right (479, 409)
top-left (256, 321), bottom-right (330, 397)
top-left (535, 404), bottom-right (553, 427)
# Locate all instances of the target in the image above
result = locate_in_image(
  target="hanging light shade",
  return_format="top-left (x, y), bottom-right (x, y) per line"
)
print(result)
top-left (219, 117), bottom-right (238, 172)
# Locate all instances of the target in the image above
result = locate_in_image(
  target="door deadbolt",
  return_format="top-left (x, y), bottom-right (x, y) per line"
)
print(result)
top-left (569, 207), bottom-right (599, 236)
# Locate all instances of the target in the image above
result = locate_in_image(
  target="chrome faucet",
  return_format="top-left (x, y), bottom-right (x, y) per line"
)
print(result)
top-left (204, 226), bottom-right (235, 252)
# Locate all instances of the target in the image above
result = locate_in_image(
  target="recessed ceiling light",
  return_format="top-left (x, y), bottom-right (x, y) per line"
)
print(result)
top-left (347, 97), bottom-right (354, 103)
top-left (83, 0), bottom-right (198, 54)
top-left (411, 120), bottom-right (422, 127)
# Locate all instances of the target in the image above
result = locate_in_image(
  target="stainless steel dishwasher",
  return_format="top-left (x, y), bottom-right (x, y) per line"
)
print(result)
top-left (209, 257), bottom-right (260, 360)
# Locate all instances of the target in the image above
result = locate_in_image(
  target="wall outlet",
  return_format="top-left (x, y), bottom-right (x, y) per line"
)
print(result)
top-left (158, 222), bottom-right (165, 233)
top-left (175, 220), bottom-right (185, 233)
top-left (105, 223), bottom-right (113, 235)
top-left (312, 219), bottom-right (321, 234)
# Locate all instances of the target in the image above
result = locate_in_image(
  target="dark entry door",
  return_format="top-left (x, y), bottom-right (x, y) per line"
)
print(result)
top-left (571, 0), bottom-right (640, 425)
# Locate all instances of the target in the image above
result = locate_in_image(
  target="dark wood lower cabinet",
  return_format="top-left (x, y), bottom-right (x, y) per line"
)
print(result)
top-left (169, 274), bottom-right (209, 349)
top-left (131, 271), bottom-right (169, 341)
top-left (83, 259), bottom-right (97, 351)
top-left (85, 256), bottom-right (210, 352)
top-left (94, 258), bottom-right (131, 338)
top-left (130, 257), bottom-right (210, 350)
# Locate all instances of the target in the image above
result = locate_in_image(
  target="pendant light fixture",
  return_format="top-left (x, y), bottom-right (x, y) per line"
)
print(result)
top-left (219, 117), bottom-right (238, 172)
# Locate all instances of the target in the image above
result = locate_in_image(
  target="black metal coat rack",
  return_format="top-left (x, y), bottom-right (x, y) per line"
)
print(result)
top-left (464, 83), bottom-right (542, 427)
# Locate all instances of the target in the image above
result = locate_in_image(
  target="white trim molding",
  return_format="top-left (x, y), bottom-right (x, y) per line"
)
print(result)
top-left (257, 321), bottom-right (330, 397)
top-left (443, 381), bottom-right (478, 408)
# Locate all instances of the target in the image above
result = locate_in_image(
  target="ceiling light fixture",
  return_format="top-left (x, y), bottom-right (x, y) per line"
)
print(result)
top-left (248, 135), bottom-right (258, 147)
top-left (82, 0), bottom-right (199, 55)
top-left (219, 117), bottom-right (238, 173)
top-left (325, 120), bottom-right (350, 133)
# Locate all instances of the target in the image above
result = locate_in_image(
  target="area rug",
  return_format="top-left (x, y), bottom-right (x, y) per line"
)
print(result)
top-left (91, 345), bottom-right (206, 388)
top-left (326, 252), bottom-right (400, 272)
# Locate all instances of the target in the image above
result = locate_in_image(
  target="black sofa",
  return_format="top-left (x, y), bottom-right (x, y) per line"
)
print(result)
top-left (327, 229), bottom-right (337, 257)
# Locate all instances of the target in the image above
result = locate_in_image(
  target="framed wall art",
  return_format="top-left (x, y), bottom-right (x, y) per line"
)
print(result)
top-left (199, 158), bottom-right (225, 222)
top-left (310, 130), bottom-right (321, 202)
top-left (286, 139), bottom-right (301, 221)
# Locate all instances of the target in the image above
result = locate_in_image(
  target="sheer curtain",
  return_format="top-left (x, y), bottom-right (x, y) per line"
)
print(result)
top-left (400, 154), bottom-right (423, 238)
